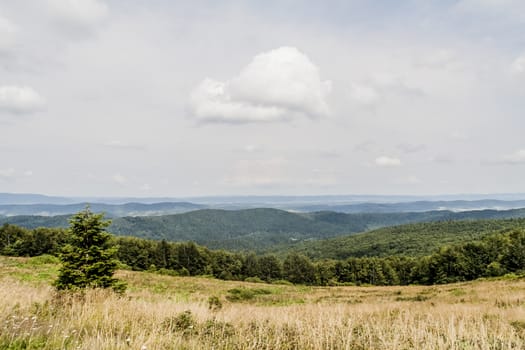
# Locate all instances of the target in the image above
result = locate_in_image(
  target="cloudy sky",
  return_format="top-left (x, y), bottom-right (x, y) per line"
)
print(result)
top-left (1, 0), bottom-right (525, 197)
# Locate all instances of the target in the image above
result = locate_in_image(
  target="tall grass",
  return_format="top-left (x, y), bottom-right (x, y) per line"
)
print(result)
top-left (1, 256), bottom-right (525, 349)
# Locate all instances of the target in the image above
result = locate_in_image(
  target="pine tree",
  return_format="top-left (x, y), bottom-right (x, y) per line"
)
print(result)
top-left (54, 207), bottom-right (126, 293)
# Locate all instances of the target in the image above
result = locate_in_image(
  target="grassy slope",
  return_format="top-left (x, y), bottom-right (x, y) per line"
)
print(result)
top-left (1, 255), bottom-right (525, 349)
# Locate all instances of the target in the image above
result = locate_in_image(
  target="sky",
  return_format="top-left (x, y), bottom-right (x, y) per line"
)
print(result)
top-left (1, 0), bottom-right (525, 197)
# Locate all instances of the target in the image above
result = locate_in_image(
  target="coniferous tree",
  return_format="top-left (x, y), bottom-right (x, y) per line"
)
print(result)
top-left (54, 207), bottom-right (125, 293)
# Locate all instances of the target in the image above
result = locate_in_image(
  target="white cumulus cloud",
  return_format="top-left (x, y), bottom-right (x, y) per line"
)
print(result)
top-left (502, 149), bottom-right (525, 164)
top-left (190, 46), bottom-right (331, 124)
top-left (0, 86), bottom-right (46, 114)
top-left (375, 156), bottom-right (401, 167)
top-left (0, 168), bottom-right (15, 180)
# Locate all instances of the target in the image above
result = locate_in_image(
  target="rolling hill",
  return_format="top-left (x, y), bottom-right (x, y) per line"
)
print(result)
top-left (279, 218), bottom-right (525, 259)
top-left (3, 207), bottom-right (525, 252)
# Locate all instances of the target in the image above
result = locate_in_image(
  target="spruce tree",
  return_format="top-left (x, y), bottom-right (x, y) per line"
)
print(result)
top-left (55, 207), bottom-right (125, 293)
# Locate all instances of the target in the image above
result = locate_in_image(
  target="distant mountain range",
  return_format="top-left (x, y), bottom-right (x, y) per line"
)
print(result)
top-left (295, 199), bottom-right (525, 213)
top-left (0, 202), bottom-right (204, 217)
top-left (4, 193), bottom-right (525, 216)
top-left (0, 193), bottom-right (75, 205)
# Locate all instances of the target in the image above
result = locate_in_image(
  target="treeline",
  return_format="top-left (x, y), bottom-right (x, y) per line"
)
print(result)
top-left (1, 223), bottom-right (525, 286)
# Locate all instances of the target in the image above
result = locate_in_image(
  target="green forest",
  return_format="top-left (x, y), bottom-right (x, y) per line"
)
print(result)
top-left (2, 215), bottom-right (525, 286)
top-left (3, 207), bottom-right (525, 252)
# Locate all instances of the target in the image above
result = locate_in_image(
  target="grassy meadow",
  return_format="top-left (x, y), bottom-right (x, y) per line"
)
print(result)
top-left (1, 255), bottom-right (525, 349)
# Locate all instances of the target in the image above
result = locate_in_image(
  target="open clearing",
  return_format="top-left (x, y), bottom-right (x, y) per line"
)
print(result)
top-left (1, 256), bottom-right (525, 349)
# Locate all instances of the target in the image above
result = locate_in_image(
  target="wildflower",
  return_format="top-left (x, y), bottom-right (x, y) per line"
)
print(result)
top-left (141, 345), bottom-right (147, 350)
top-left (126, 336), bottom-right (131, 345)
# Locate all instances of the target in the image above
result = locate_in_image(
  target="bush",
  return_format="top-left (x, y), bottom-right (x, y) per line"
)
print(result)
top-left (226, 287), bottom-right (272, 302)
top-left (162, 310), bottom-right (196, 335)
top-left (207, 296), bottom-right (222, 311)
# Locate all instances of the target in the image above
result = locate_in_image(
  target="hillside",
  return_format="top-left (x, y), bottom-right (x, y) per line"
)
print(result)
top-left (280, 218), bottom-right (525, 259)
top-left (3, 208), bottom-right (525, 251)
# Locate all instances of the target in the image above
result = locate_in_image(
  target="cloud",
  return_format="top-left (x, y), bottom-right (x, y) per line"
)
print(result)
top-left (502, 149), bottom-right (525, 164)
top-left (0, 86), bottom-right (46, 115)
top-left (348, 83), bottom-right (380, 106)
top-left (512, 53), bottom-right (525, 75)
top-left (243, 145), bottom-right (263, 153)
top-left (0, 168), bottom-right (15, 181)
top-left (375, 156), bottom-right (401, 167)
top-left (190, 46), bottom-right (331, 124)
top-left (47, 0), bottom-right (109, 32)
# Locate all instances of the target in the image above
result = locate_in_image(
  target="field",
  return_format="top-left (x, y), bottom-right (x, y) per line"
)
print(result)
top-left (1, 256), bottom-right (525, 349)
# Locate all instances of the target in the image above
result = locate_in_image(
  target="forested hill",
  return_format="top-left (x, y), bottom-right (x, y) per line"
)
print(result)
top-left (2, 207), bottom-right (525, 251)
top-left (280, 218), bottom-right (525, 259)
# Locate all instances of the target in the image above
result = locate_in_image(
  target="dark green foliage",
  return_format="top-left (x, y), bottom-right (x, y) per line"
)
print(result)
top-left (283, 219), bottom-right (525, 259)
top-left (3, 214), bottom-right (525, 287)
top-left (115, 236), bottom-right (157, 271)
top-left (283, 253), bottom-right (315, 285)
top-left (0, 223), bottom-right (28, 255)
top-left (6, 208), bottom-right (525, 252)
top-left (201, 319), bottom-right (235, 338)
top-left (225, 287), bottom-right (272, 302)
top-left (163, 310), bottom-right (196, 335)
top-left (241, 253), bottom-right (260, 278)
top-left (54, 208), bottom-right (125, 293)
top-left (257, 255), bottom-right (283, 282)
top-left (207, 296), bottom-right (222, 311)
top-left (0, 223), bottom-right (68, 256)
top-left (314, 260), bottom-right (337, 285)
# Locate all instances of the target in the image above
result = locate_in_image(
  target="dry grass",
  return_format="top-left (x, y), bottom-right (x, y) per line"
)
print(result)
top-left (1, 256), bottom-right (525, 349)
